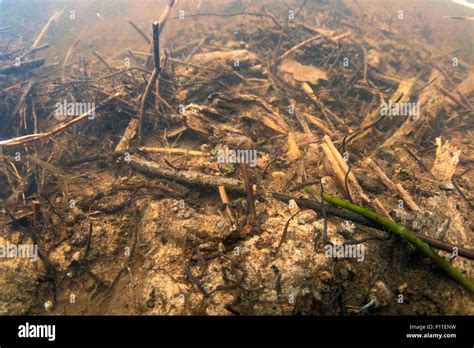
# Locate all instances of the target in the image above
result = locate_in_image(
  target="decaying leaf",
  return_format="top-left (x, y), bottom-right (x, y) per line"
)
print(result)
top-left (366, 49), bottom-right (382, 68)
top-left (390, 77), bottom-right (417, 103)
top-left (279, 59), bottom-right (328, 85)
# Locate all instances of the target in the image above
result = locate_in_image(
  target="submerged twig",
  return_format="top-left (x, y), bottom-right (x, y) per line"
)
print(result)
top-left (274, 209), bottom-right (302, 256)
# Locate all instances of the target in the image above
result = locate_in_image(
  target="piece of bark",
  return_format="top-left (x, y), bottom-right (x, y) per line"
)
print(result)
top-left (182, 104), bottom-right (216, 139)
top-left (381, 70), bottom-right (445, 148)
top-left (431, 137), bottom-right (460, 181)
top-left (190, 49), bottom-right (259, 68)
top-left (218, 93), bottom-right (290, 134)
top-left (454, 72), bottom-right (474, 99)
top-left (279, 58), bottom-right (327, 85)
top-left (287, 132), bottom-right (301, 161)
top-left (218, 185), bottom-right (235, 221)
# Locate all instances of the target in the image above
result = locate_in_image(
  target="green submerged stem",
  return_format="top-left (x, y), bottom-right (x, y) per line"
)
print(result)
top-left (304, 186), bottom-right (474, 294)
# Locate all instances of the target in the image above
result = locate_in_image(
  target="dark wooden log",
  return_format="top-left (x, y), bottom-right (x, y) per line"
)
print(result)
top-left (124, 155), bottom-right (245, 193)
top-left (0, 58), bottom-right (45, 75)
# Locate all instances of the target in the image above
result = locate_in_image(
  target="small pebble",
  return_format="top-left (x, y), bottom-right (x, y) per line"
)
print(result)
top-left (319, 270), bottom-right (332, 284)
top-left (439, 181), bottom-right (455, 191)
top-left (44, 300), bottom-right (54, 312)
top-left (369, 281), bottom-right (392, 309)
top-left (297, 210), bottom-right (317, 224)
top-left (390, 208), bottom-right (412, 225)
top-left (200, 144), bottom-right (210, 152)
top-left (399, 168), bottom-right (414, 181)
top-left (10, 232), bottom-right (22, 244)
top-left (288, 199), bottom-right (299, 215)
top-left (410, 214), bottom-right (426, 232)
top-left (71, 251), bottom-right (82, 262)
top-left (398, 283), bottom-right (408, 294)
top-left (378, 148), bottom-right (396, 162)
top-left (337, 221), bottom-right (356, 235)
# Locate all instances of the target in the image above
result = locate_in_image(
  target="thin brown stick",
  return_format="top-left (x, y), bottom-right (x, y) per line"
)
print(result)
top-left (302, 112), bottom-right (334, 135)
top-left (31, 10), bottom-right (62, 49)
top-left (366, 158), bottom-right (397, 191)
top-left (172, 11), bottom-right (282, 30)
top-left (289, 99), bottom-right (311, 134)
top-left (280, 34), bottom-right (322, 61)
top-left (116, 1), bottom-right (178, 151)
top-left (366, 158), bottom-right (421, 212)
top-left (62, 39), bottom-right (81, 82)
top-left (128, 21), bottom-right (151, 45)
top-left (301, 82), bottom-right (343, 129)
top-left (115, 74), bottom-right (158, 152)
top-left (137, 147), bottom-right (209, 156)
top-left (152, 22), bottom-right (160, 70)
top-left (115, 22), bottom-right (161, 151)
top-left (274, 209), bottom-right (302, 256)
top-left (240, 163), bottom-right (257, 221)
top-left (158, 0), bottom-right (177, 33)
top-left (146, 0), bottom-right (178, 68)
top-left (19, 43), bottom-right (50, 60)
top-left (395, 183), bottom-right (421, 212)
top-left (91, 49), bottom-right (114, 74)
top-left (0, 93), bottom-right (121, 147)
top-left (437, 85), bottom-right (470, 110)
